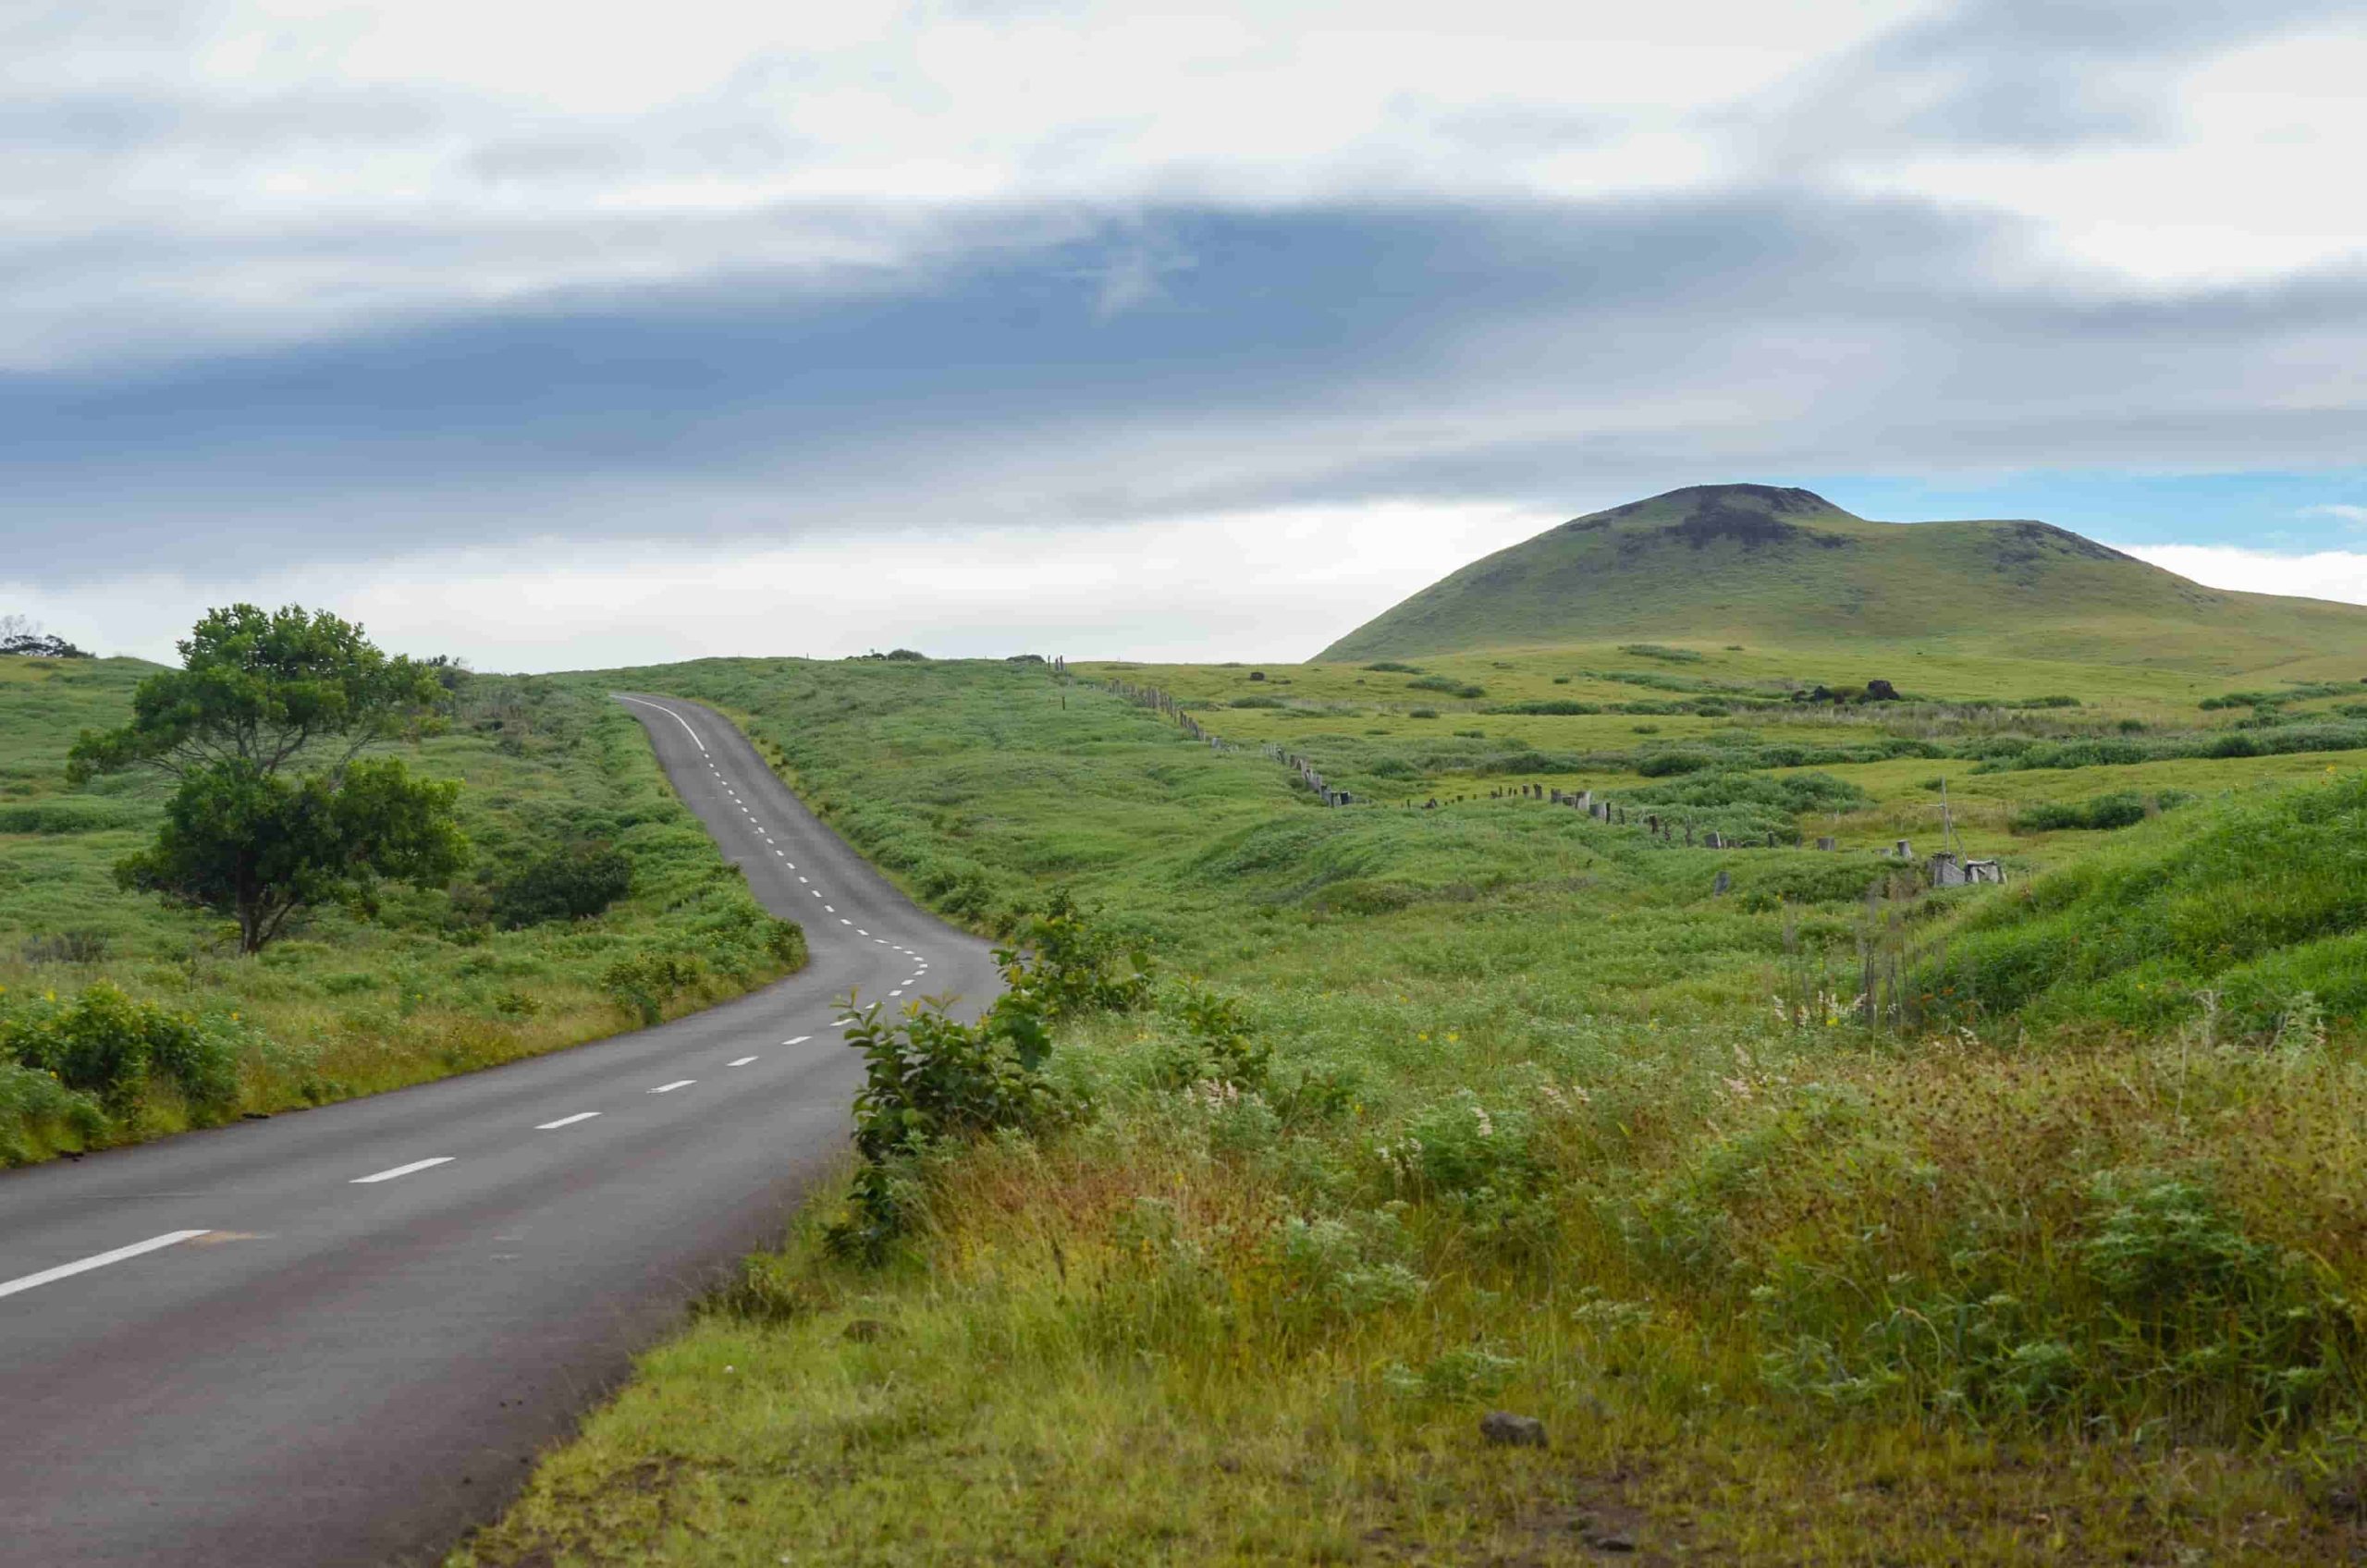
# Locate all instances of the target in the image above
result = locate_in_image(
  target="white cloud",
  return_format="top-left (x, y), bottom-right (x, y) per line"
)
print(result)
top-left (2300, 504), bottom-right (2367, 526)
top-left (2116, 541), bottom-right (2367, 606)
top-left (0, 500), bottom-right (1559, 670)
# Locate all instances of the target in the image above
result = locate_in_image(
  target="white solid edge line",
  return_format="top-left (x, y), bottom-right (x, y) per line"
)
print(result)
top-left (536, 1111), bottom-right (601, 1130)
top-left (649, 1079), bottom-right (696, 1094)
top-left (351, 1157), bottom-right (454, 1184)
top-left (615, 694), bottom-right (707, 754)
top-left (728, 1055), bottom-right (759, 1067)
top-left (0, 1230), bottom-right (215, 1301)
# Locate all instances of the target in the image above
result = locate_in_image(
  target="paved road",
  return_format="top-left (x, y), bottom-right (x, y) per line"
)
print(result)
top-left (0, 695), bottom-right (1000, 1567)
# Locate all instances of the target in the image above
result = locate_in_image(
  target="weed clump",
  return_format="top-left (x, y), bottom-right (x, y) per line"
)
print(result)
top-left (828, 894), bottom-right (1150, 1259)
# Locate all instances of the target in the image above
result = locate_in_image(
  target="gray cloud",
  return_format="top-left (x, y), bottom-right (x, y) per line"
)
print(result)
top-left (1745, 0), bottom-right (2355, 162)
top-left (5, 191), bottom-right (2361, 580)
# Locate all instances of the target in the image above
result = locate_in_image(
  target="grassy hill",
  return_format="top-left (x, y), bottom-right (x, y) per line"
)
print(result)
top-left (1320, 484), bottom-right (2367, 671)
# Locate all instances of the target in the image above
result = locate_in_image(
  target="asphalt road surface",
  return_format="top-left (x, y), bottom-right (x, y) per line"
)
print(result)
top-left (0, 694), bottom-right (1001, 1567)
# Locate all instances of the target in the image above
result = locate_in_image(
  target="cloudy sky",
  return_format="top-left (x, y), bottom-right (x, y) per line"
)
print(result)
top-left (6, 0), bottom-right (2364, 668)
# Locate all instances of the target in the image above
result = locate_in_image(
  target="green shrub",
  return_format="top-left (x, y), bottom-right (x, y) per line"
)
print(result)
top-left (488, 839), bottom-right (634, 926)
top-left (828, 897), bottom-right (1150, 1258)
top-left (0, 798), bottom-right (151, 834)
top-left (1485, 699), bottom-right (1600, 716)
top-left (1406, 677), bottom-right (1485, 699)
top-left (0, 981), bottom-right (241, 1121)
top-left (0, 1060), bottom-right (105, 1164)
top-left (598, 951), bottom-right (706, 1025)
top-left (2010, 790), bottom-right (2189, 834)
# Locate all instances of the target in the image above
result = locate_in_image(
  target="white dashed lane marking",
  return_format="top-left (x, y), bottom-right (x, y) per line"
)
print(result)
top-left (0, 1231), bottom-right (215, 1301)
top-left (351, 1158), bottom-right (453, 1184)
top-left (783, 1035), bottom-right (811, 1045)
top-left (728, 1056), bottom-right (758, 1067)
top-left (648, 1080), bottom-right (695, 1095)
top-left (536, 1112), bottom-right (600, 1131)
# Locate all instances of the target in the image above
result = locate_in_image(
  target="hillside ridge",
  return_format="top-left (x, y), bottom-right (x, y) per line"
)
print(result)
top-left (1319, 484), bottom-right (2363, 668)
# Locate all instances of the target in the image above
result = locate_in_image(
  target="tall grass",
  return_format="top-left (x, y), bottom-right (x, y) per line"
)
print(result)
top-left (463, 657), bottom-right (2367, 1566)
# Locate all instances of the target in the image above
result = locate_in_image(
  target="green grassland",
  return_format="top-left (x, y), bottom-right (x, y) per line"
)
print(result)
top-left (459, 643), bottom-right (2367, 1566)
top-left (0, 655), bottom-right (803, 1162)
top-left (1320, 484), bottom-right (2367, 671)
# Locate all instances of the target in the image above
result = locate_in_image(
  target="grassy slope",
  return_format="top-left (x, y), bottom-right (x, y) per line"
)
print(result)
top-left (1319, 484), bottom-right (2367, 671)
top-left (461, 654), bottom-right (2367, 1567)
top-left (0, 656), bottom-right (803, 1162)
top-left (1919, 773), bottom-right (2367, 1035)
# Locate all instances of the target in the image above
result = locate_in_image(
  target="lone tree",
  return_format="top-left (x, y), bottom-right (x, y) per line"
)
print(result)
top-left (69, 605), bottom-right (467, 953)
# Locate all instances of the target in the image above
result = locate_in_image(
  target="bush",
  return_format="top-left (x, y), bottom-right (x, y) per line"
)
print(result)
top-left (0, 1061), bottom-right (105, 1164)
top-left (21, 931), bottom-right (109, 964)
top-left (598, 951), bottom-right (706, 1025)
top-left (828, 897), bottom-right (1151, 1258)
top-left (1634, 750), bottom-right (1715, 777)
top-left (2009, 790), bottom-right (2189, 834)
top-left (1145, 984), bottom-right (1269, 1090)
top-left (0, 981), bottom-right (241, 1121)
top-left (1407, 677), bottom-right (1486, 699)
top-left (1485, 699), bottom-right (1600, 717)
top-left (488, 840), bottom-right (634, 927)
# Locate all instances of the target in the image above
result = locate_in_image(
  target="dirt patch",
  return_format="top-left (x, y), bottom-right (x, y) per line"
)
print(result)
top-left (1986, 520), bottom-right (2135, 574)
top-left (1657, 494), bottom-right (1851, 553)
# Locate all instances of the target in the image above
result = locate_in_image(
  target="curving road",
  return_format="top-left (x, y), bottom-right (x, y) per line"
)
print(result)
top-left (0, 695), bottom-right (1000, 1566)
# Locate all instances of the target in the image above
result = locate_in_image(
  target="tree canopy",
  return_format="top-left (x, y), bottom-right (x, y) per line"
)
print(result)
top-left (69, 605), bottom-right (466, 953)
top-left (67, 604), bottom-right (448, 783)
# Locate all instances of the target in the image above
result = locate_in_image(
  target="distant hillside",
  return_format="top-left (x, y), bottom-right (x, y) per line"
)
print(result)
top-left (1320, 484), bottom-right (2367, 669)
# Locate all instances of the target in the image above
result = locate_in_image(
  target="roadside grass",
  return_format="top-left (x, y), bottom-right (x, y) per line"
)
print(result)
top-left (460, 654), bottom-right (2367, 1565)
top-left (0, 657), bottom-right (803, 1163)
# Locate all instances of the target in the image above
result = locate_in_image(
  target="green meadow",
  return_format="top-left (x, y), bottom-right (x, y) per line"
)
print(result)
top-left (454, 646), bottom-right (2367, 1566)
top-left (0, 655), bottom-right (803, 1162)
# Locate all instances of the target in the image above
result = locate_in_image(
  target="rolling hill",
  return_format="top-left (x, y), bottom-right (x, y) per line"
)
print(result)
top-left (1319, 484), bottom-right (2367, 671)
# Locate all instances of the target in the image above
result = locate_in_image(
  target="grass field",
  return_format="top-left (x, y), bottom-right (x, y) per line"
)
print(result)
top-left (456, 645), bottom-right (2367, 1566)
top-left (0, 655), bottom-right (804, 1163)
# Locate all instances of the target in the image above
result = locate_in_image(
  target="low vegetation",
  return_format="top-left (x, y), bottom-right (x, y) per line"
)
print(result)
top-left (462, 651), bottom-right (2367, 1565)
